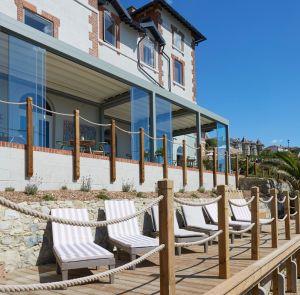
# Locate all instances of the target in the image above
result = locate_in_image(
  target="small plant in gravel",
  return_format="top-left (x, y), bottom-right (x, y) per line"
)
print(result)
top-left (191, 193), bottom-right (198, 198)
top-left (25, 176), bottom-right (42, 196)
top-left (198, 186), bottom-right (205, 193)
top-left (178, 188), bottom-right (185, 193)
top-left (5, 187), bottom-right (15, 192)
top-left (42, 194), bottom-right (55, 201)
top-left (80, 176), bottom-right (92, 192)
top-left (136, 192), bottom-right (145, 198)
top-left (61, 185), bottom-right (68, 191)
top-left (96, 192), bottom-right (110, 200)
top-left (122, 180), bottom-right (134, 192)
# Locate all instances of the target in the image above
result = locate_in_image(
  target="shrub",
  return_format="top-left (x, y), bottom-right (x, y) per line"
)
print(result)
top-left (42, 194), bottom-right (55, 201)
top-left (80, 176), bottom-right (92, 192)
top-left (25, 184), bottom-right (38, 195)
top-left (96, 192), bottom-right (110, 200)
top-left (61, 185), bottom-right (68, 191)
top-left (198, 186), bottom-right (206, 193)
top-left (122, 180), bottom-right (134, 192)
top-left (179, 188), bottom-right (185, 193)
top-left (136, 192), bottom-right (145, 198)
top-left (5, 187), bottom-right (15, 192)
top-left (191, 193), bottom-right (198, 198)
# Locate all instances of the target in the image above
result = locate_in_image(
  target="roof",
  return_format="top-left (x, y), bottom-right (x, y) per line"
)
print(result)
top-left (130, 0), bottom-right (206, 45)
top-left (140, 20), bottom-right (166, 47)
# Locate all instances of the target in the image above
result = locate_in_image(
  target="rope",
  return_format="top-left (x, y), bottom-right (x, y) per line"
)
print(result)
top-left (144, 132), bottom-right (163, 141)
top-left (228, 196), bottom-right (255, 207)
top-left (174, 195), bottom-right (222, 207)
top-left (260, 196), bottom-right (274, 204)
top-left (289, 196), bottom-right (298, 201)
top-left (174, 230), bottom-right (223, 247)
top-left (277, 196), bottom-right (286, 204)
top-left (79, 116), bottom-right (111, 127)
top-left (229, 223), bottom-right (255, 234)
top-left (115, 125), bottom-right (140, 135)
top-left (0, 196), bottom-right (163, 227)
top-left (291, 211), bottom-right (298, 217)
top-left (32, 104), bottom-right (74, 117)
top-left (0, 244), bottom-right (165, 293)
top-left (278, 214), bottom-right (287, 222)
top-left (0, 99), bottom-right (27, 105)
top-left (260, 218), bottom-right (275, 225)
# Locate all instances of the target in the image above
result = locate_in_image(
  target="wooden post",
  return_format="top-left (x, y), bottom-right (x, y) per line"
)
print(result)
top-left (246, 156), bottom-right (249, 177)
top-left (217, 185), bottom-right (230, 279)
top-left (26, 97), bottom-right (33, 178)
top-left (225, 151), bottom-right (229, 186)
top-left (163, 134), bottom-right (168, 179)
top-left (251, 187), bottom-right (260, 260)
top-left (235, 154), bottom-right (239, 189)
top-left (270, 188), bottom-right (278, 248)
top-left (182, 140), bottom-right (187, 187)
top-left (254, 161), bottom-right (257, 176)
top-left (286, 257), bottom-right (298, 293)
top-left (295, 191), bottom-right (300, 234)
top-left (158, 179), bottom-right (175, 295)
top-left (139, 128), bottom-right (145, 184)
top-left (198, 143), bottom-right (204, 188)
top-left (73, 109), bottom-right (80, 181)
top-left (110, 119), bottom-right (116, 183)
top-left (213, 147), bottom-right (217, 188)
top-left (284, 190), bottom-right (291, 240)
top-left (272, 268), bottom-right (285, 295)
top-left (296, 251), bottom-right (300, 278)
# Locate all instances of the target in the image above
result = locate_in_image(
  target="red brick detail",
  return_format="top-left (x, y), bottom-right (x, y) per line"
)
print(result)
top-left (14, 0), bottom-right (60, 38)
top-left (88, 0), bottom-right (97, 9)
top-left (171, 53), bottom-right (185, 86)
top-left (0, 141), bottom-right (25, 149)
top-left (98, 6), bottom-right (105, 41)
top-left (89, 11), bottom-right (98, 57)
top-left (191, 49), bottom-right (196, 101)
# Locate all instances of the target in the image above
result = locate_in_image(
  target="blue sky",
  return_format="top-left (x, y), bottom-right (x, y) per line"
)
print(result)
top-left (122, 0), bottom-right (300, 147)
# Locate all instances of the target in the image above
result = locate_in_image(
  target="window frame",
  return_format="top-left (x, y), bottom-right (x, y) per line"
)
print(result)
top-left (103, 10), bottom-right (117, 47)
top-left (172, 25), bottom-right (184, 53)
top-left (141, 37), bottom-right (156, 69)
top-left (24, 9), bottom-right (54, 37)
top-left (173, 59), bottom-right (184, 86)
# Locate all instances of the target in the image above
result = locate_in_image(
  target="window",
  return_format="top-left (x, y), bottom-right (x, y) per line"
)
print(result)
top-left (142, 39), bottom-right (155, 68)
top-left (173, 31), bottom-right (183, 51)
top-left (24, 9), bottom-right (53, 36)
top-left (104, 11), bottom-right (116, 46)
top-left (174, 59), bottom-right (184, 85)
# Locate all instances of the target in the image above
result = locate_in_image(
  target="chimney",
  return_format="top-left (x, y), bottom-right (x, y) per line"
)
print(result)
top-left (127, 5), bottom-right (137, 14)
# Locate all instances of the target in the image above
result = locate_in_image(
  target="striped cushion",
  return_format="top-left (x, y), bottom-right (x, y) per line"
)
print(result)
top-left (105, 200), bottom-right (158, 248)
top-left (51, 208), bottom-right (113, 262)
top-left (182, 205), bottom-right (218, 231)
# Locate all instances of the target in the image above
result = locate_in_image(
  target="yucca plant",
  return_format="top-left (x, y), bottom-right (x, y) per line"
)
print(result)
top-left (261, 151), bottom-right (300, 191)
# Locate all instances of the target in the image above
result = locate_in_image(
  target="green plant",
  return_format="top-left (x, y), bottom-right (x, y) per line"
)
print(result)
top-left (42, 194), bottom-right (55, 201)
top-left (5, 187), bottom-right (15, 192)
top-left (96, 192), bottom-right (110, 200)
top-left (136, 192), bottom-right (145, 198)
top-left (179, 188), bottom-right (185, 193)
top-left (61, 185), bottom-right (68, 191)
top-left (80, 176), bottom-right (92, 192)
top-left (25, 184), bottom-right (38, 195)
top-left (198, 186), bottom-right (205, 193)
top-left (122, 180), bottom-right (134, 192)
top-left (191, 193), bottom-right (198, 198)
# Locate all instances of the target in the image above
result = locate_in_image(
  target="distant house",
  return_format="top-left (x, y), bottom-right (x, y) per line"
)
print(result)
top-left (230, 138), bottom-right (264, 156)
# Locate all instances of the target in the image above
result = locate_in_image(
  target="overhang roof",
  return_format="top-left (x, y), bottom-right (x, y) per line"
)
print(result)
top-left (140, 20), bottom-right (166, 47)
top-left (130, 0), bottom-right (206, 45)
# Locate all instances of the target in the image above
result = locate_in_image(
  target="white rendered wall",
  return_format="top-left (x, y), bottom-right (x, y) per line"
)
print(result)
top-left (0, 146), bottom-right (235, 192)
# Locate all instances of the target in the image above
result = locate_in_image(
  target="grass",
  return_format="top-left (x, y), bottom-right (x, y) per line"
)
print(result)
top-left (61, 185), bottom-right (68, 191)
top-left (136, 192), bottom-right (146, 198)
top-left (5, 187), bottom-right (15, 192)
top-left (25, 184), bottom-right (38, 195)
top-left (42, 194), bottom-right (55, 201)
top-left (96, 192), bottom-right (110, 200)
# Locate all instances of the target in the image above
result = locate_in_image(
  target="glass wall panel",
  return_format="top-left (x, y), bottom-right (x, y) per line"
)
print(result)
top-left (216, 122), bottom-right (227, 172)
top-left (156, 95), bottom-right (172, 164)
top-left (0, 32), bottom-right (46, 146)
top-left (131, 87), bottom-right (150, 161)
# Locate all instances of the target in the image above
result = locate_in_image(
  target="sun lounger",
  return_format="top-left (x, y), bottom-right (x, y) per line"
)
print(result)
top-left (104, 200), bottom-right (159, 269)
top-left (151, 205), bottom-right (208, 255)
top-left (51, 208), bottom-right (115, 283)
top-left (229, 198), bottom-right (272, 225)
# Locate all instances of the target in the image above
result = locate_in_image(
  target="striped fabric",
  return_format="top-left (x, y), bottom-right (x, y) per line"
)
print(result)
top-left (51, 208), bottom-right (113, 263)
top-left (229, 199), bottom-right (271, 224)
top-left (182, 205), bottom-right (218, 231)
top-left (151, 205), bottom-right (205, 238)
top-left (205, 203), bottom-right (251, 228)
top-left (105, 200), bottom-right (158, 248)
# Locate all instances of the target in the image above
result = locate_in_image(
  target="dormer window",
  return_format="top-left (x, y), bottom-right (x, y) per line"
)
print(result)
top-left (104, 11), bottom-right (116, 46)
top-left (141, 38), bottom-right (156, 68)
top-left (172, 25), bottom-right (184, 52)
top-left (24, 9), bottom-right (54, 36)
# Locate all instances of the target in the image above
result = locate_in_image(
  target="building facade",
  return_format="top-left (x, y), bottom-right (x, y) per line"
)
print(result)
top-left (0, 0), bottom-right (233, 191)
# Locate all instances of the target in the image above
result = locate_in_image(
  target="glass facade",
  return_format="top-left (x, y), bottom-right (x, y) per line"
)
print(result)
top-left (131, 87), bottom-right (151, 161)
top-left (216, 122), bottom-right (227, 172)
top-left (156, 95), bottom-right (172, 164)
top-left (0, 32), bottom-right (46, 146)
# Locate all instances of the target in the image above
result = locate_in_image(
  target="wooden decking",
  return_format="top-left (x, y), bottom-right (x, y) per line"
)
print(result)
top-left (1, 225), bottom-right (299, 295)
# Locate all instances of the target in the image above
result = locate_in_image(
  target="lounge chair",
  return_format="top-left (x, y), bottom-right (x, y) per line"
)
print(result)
top-left (151, 205), bottom-right (208, 255)
top-left (229, 199), bottom-right (272, 226)
top-left (182, 205), bottom-right (235, 244)
top-left (51, 208), bottom-right (115, 282)
top-left (104, 200), bottom-right (159, 269)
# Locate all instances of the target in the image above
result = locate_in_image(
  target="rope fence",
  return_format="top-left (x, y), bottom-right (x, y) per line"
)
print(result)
top-left (228, 196), bottom-right (255, 207)
top-left (229, 223), bottom-right (255, 235)
top-left (174, 195), bottom-right (222, 207)
top-left (79, 115), bottom-right (111, 127)
top-left (259, 196), bottom-right (274, 204)
top-left (278, 214), bottom-right (288, 222)
top-left (277, 196), bottom-right (286, 204)
top-left (0, 99), bottom-right (27, 105)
